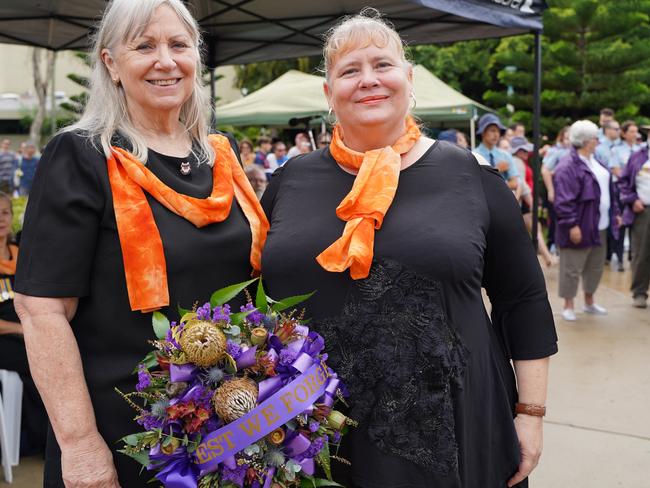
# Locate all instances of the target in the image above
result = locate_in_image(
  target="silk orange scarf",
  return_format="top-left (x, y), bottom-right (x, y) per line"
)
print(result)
top-left (106, 134), bottom-right (269, 313)
top-left (316, 116), bottom-right (421, 280)
top-left (0, 244), bottom-right (18, 275)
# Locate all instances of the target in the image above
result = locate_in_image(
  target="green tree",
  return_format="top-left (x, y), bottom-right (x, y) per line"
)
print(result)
top-left (408, 40), bottom-right (500, 103)
top-left (486, 0), bottom-right (650, 137)
top-left (60, 52), bottom-right (91, 117)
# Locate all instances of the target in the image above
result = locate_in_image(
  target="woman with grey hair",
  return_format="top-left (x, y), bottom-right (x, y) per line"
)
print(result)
top-left (12, 0), bottom-right (267, 485)
top-left (553, 120), bottom-right (619, 321)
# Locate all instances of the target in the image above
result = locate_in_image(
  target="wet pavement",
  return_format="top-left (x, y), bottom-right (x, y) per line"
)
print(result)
top-left (3, 262), bottom-right (649, 487)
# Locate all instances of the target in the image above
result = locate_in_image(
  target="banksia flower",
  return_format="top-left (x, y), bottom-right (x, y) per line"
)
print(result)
top-left (179, 320), bottom-right (227, 368)
top-left (213, 378), bottom-right (258, 423)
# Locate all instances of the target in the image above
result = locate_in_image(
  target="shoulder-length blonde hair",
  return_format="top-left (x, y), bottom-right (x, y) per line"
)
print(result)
top-left (65, 0), bottom-right (214, 165)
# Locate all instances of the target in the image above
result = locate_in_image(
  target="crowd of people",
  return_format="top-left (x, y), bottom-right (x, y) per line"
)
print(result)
top-left (0, 138), bottom-right (41, 197)
top-left (242, 131), bottom-right (332, 198)
top-left (454, 108), bottom-right (650, 322)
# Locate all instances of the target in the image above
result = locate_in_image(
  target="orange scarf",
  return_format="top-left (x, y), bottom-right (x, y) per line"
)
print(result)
top-left (0, 244), bottom-right (18, 275)
top-left (316, 116), bottom-right (421, 279)
top-left (106, 134), bottom-right (269, 313)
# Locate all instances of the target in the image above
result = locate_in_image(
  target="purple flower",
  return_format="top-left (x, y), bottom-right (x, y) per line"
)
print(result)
top-left (136, 364), bottom-right (151, 392)
top-left (296, 435), bottom-right (327, 461)
top-left (213, 304), bottom-right (231, 323)
top-left (196, 302), bottom-right (212, 321)
top-left (226, 340), bottom-right (242, 359)
top-left (165, 322), bottom-right (180, 348)
top-left (138, 414), bottom-right (164, 431)
top-left (309, 421), bottom-right (320, 433)
top-left (221, 463), bottom-right (247, 487)
top-left (332, 431), bottom-right (341, 443)
top-left (279, 348), bottom-right (297, 366)
top-left (240, 303), bottom-right (265, 325)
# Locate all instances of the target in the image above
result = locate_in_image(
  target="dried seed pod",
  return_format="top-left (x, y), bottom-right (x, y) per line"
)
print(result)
top-left (179, 320), bottom-right (227, 368)
top-left (213, 377), bottom-right (258, 423)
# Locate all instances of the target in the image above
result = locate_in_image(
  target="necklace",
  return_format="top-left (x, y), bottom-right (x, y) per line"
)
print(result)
top-left (180, 161), bottom-right (191, 175)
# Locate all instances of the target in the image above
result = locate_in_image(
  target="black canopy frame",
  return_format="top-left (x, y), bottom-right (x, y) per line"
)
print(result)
top-left (0, 0), bottom-right (547, 248)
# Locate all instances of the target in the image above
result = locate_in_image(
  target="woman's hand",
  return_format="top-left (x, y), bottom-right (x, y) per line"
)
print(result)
top-left (507, 415), bottom-right (544, 487)
top-left (569, 225), bottom-right (582, 244)
top-left (633, 199), bottom-right (645, 214)
top-left (61, 431), bottom-right (121, 487)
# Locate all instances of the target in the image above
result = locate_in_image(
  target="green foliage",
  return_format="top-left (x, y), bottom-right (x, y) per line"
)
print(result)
top-left (408, 39), bottom-right (501, 103)
top-left (61, 52), bottom-right (92, 119)
top-left (10, 196), bottom-right (27, 235)
top-left (209, 278), bottom-right (258, 307)
top-left (487, 0), bottom-right (650, 137)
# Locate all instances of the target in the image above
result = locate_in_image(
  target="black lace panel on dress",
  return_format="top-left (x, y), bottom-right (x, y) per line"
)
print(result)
top-left (318, 259), bottom-right (468, 477)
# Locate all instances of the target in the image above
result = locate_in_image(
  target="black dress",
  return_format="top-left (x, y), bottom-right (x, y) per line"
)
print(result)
top-left (15, 131), bottom-right (254, 487)
top-left (261, 141), bottom-right (558, 488)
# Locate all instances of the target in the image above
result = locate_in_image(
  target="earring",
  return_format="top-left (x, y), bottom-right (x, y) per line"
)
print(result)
top-left (113, 78), bottom-right (121, 87)
top-left (326, 107), bottom-right (336, 125)
top-left (410, 91), bottom-right (417, 111)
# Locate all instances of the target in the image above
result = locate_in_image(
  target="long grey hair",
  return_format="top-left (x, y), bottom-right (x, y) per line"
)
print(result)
top-left (64, 0), bottom-right (214, 165)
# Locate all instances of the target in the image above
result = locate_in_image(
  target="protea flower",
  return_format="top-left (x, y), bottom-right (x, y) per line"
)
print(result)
top-left (179, 320), bottom-right (227, 368)
top-left (213, 378), bottom-right (258, 423)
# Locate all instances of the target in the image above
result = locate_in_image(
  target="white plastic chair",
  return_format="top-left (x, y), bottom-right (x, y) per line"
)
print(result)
top-left (0, 369), bottom-right (23, 483)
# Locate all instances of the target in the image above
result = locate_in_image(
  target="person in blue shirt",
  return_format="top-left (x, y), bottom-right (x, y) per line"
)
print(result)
top-left (474, 113), bottom-right (519, 192)
top-left (597, 108), bottom-right (615, 143)
top-left (595, 120), bottom-right (622, 172)
top-left (16, 140), bottom-right (40, 196)
top-left (611, 120), bottom-right (641, 172)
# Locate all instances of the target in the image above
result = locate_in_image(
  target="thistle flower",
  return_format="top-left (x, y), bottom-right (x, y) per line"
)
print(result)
top-left (151, 399), bottom-right (170, 418)
top-left (202, 366), bottom-right (225, 386)
top-left (264, 447), bottom-right (286, 468)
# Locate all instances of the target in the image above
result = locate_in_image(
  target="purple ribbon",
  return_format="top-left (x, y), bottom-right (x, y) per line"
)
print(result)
top-left (170, 363), bottom-right (197, 383)
top-left (285, 433), bottom-right (310, 457)
top-left (149, 445), bottom-right (198, 488)
top-left (195, 360), bottom-right (334, 476)
top-left (236, 345), bottom-right (258, 369)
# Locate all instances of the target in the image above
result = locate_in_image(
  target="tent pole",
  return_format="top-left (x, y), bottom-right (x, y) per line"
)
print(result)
top-left (210, 67), bottom-right (217, 129)
top-left (470, 116), bottom-right (476, 149)
top-left (531, 30), bottom-right (542, 250)
top-left (50, 52), bottom-right (56, 137)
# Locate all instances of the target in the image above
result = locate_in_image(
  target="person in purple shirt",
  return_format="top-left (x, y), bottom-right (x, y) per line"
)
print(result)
top-left (553, 120), bottom-right (620, 322)
top-left (618, 144), bottom-right (650, 308)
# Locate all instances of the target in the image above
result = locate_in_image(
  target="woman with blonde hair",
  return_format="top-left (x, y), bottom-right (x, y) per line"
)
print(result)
top-left (261, 9), bottom-right (557, 488)
top-left (13, 0), bottom-right (267, 485)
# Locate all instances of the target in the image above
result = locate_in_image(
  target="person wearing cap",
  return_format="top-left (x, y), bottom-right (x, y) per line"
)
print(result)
top-left (553, 120), bottom-right (620, 322)
top-left (474, 114), bottom-right (520, 191)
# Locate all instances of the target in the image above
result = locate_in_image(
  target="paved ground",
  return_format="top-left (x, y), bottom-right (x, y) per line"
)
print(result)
top-left (3, 262), bottom-right (650, 487)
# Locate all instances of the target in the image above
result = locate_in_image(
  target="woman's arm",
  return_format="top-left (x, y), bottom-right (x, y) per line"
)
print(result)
top-left (15, 293), bottom-right (120, 488)
top-left (541, 165), bottom-right (554, 202)
top-left (507, 357), bottom-right (550, 487)
top-left (0, 319), bottom-right (22, 335)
